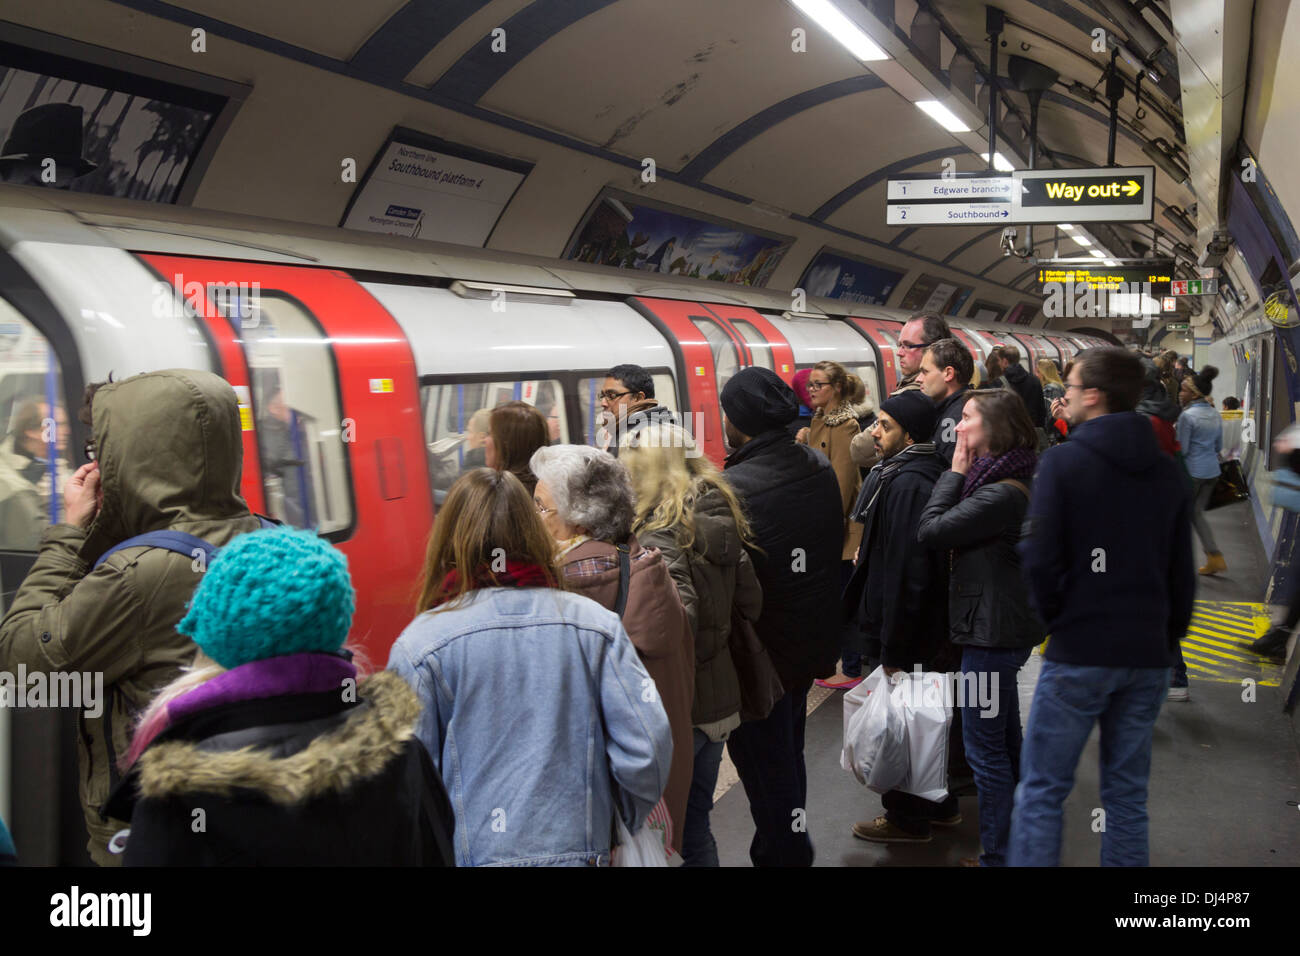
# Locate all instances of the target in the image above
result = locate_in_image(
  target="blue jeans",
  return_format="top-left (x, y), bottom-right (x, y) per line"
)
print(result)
top-left (726, 684), bottom-right (813, 867)
top-left (681, 729), bottom-right (725, 867)
top-left (961, 645), bottom-right (1033, 866)
top-left (1009, 660), bottom-right (1170, 867)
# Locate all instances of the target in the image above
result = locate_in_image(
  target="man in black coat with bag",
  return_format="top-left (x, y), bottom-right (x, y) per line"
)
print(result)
top-left (842, 390), bottom-right (957, 843)
top-left (721, 367), bottom-right (843, 867)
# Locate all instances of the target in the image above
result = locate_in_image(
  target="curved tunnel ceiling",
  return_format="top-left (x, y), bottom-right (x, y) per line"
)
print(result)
top-left (108, 0), bottom-right (1191, 297)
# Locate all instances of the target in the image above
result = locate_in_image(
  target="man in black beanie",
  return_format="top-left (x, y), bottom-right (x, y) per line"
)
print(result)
top-left (842, 390), bottom-right (956, 843)
top-left (720, 367), bottom-right (843, 867)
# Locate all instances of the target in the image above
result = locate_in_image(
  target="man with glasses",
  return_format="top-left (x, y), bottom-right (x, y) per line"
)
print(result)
top-left (1010, 348), bottom-right (1194, 866)
top-left (851, 313), bottom-right (951, 471)
top-left (597, 363), bottom-right (677, 456)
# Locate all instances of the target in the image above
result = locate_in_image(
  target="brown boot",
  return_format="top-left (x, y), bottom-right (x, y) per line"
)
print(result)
top-left (1198, 552), bottom-right (1227, 575)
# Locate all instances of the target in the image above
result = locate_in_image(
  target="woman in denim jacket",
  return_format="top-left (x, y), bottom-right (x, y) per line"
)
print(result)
top-left (388, 468), bottom-right (673, 866)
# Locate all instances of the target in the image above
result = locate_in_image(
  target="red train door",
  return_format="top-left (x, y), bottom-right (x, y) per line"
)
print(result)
top-left (844, 317), bottom-right (904, 392)
top-left (949, 328), bottom-right (987, 366)
top-left (701, 305), bottom-right (798, 385)
top-left (139, 255), bottom-right (429, 664)
top-left (630, 297), bottom-right (732, 465)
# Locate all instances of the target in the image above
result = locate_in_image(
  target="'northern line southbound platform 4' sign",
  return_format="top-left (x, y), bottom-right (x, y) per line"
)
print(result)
top-left (886, 166), bottom-right (1155, 226)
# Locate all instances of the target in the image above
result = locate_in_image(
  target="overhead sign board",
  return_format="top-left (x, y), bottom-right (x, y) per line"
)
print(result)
top-left (1166, 322), bottom-right (1189, 330)
top-left (886, 202), bottom-right (1010, 225)
top-left (1171, 278), bottom-right (1218, 295)
top-left (886, 165), bottom-right (1155, 227)
top-left (886, 177), bottom-right (1014, 201)
top-left (1036, 260), bottom-right (1173, 298)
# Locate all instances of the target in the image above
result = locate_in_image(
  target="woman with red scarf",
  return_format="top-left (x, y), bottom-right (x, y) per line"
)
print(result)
top-left (388, 467), bottom-right (673, 866)
top-left (917, 390), bottom-right (1045, 867)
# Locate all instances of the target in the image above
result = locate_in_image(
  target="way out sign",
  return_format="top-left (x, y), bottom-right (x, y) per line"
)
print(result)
top-left (1011, 166), bottom-right (1154, 224)
top-left (886, 166), bottom-right (1154, 227)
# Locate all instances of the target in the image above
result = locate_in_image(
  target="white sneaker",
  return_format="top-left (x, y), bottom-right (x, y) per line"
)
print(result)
top-left (1167, 686), bottom-right (1190, 702)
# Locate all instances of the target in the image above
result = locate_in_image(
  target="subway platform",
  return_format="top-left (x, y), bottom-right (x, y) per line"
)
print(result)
top-left (709, 500), bottom-right (1300, 866)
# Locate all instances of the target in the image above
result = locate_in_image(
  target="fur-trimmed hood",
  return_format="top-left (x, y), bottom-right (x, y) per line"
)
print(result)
top-left (817, 399), bottom-right (875, 428)
top-left (135, 671), bottom-right (420, 804)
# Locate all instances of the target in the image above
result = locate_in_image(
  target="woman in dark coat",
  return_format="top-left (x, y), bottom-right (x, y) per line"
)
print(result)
top-left (107, 527), bottom-right (455, 866)
top-left (917, 390), bottom-right (1043, 867)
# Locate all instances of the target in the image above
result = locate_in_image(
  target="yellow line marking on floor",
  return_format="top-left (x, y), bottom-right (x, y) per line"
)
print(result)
top-left (1183, 633), bottom-right (1259, 656)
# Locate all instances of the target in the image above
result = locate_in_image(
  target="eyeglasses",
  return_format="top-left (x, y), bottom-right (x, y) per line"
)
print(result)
top-left (535, 500), bottom-right (555, 516)
top-left (806, 381), bottom-right (831, 392)
top-left (83, 438), bottom-right (96, 462)
top-left (899, 340), bottom-right (927, 351)
top-left (1064, 382), bottom-right (1088, 392)
top-left (598, 389), bottom-right (632, 402)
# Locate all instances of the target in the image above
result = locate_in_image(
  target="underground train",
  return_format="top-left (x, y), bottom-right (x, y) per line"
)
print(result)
top-left (0, 184), bottom-right (1113, 664)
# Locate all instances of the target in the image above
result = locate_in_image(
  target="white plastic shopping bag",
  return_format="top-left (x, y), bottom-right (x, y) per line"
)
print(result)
top-left (894, 670), bottom-right (953, 803)
top-left (611, 812), bottom-right (669, 867)
top-left (840, 666), bottom-right (908, 793)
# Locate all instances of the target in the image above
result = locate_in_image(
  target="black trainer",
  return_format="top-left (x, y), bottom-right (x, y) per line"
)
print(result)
top-left (1249, 626), bottom-right (1291, 662)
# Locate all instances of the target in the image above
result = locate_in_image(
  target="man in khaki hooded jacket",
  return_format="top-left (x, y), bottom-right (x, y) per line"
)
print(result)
top-left (0, 369), bottom-right (261, 865)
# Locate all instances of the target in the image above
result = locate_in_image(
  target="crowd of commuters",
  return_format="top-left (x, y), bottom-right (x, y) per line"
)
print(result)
top-left (0, 324), bottom-right (1284, 868)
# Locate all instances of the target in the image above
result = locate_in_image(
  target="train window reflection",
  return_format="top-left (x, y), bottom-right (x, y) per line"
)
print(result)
top-left (731, 319), bottom-right (773, 371)
top-left (692, 316), bottom-right (740, 395)
top-left (578, 373), bottom-right (676, 450)
top-left (421, 379), bottom-right (569, 504)
top-left (0, 296), bottom-right (69, 551)
top-left (242, 296), bottom-right (352, 535)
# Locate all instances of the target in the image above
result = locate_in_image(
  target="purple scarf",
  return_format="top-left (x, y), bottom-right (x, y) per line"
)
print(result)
top-left (125, 654), bottom-right (357, 767)
top-left (960, 447), bottom-right (1038, 500)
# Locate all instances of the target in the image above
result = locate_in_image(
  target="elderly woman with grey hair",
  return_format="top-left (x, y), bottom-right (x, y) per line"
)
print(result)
top-left (530, 444), bottom-right (695, 858)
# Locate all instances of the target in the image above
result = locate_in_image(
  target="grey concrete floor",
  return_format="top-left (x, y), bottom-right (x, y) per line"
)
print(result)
top-left (710, 501), bottom-right (1300, 866)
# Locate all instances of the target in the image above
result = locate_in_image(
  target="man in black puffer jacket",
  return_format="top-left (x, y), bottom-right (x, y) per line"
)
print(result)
top-left (721, 367), bottom-right (842, 867)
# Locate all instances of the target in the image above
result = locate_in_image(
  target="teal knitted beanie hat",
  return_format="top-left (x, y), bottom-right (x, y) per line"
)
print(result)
top-left (177, 526), bottom-right (355, 669)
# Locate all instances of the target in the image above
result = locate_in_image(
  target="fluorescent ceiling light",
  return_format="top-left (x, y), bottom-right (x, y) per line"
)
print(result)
top-left (979, 152), bottom-right (1015, 172)
top-left (1090, 249), bottom-right (1107, 258)
top-left (915, 99), bottom-right (971, 133)
top-left (1103, 259), bottom-right (1119, 266)
top-left (1072, 235), bottom-right (1093, 247)
top-left (1059, 223), bottom-right (1076, 232)
top-left (790, 0), bottom-right (889, 61)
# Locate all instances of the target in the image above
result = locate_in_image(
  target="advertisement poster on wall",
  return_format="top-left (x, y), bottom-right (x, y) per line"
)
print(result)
top-left (797, 248), bottom-right (905, 305)
top-left (967, 299), bottom-right (1009, 323)
top-left (0, 38), bottom-right (229, 202)
top-left (341, 127), bottom-right (532, 247)
top-left (898, 273), bottom-right (974, 316)
top-left (565, 189), bottom-right (791, 287)
top-left (1004, 301), bottom-right (1041, 325)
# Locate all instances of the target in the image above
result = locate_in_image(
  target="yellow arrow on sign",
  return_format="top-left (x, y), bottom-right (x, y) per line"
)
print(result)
top-left (1123, 179), bottom-right (1141, 196)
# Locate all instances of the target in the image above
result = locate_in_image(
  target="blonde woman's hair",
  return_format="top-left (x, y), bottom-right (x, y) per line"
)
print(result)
top-left (619, 422), bottom-right (755, 551)
top-left (1037, 358), bottom-right (1064, 387)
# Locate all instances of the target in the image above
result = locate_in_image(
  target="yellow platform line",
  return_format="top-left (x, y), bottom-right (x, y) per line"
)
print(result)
top-left (1188, 610), bottom-right (1263, 632)
top-left (1183, 629), bottom-right (1259, 652)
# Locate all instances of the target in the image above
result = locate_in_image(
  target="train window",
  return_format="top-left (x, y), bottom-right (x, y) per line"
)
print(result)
top-left (691, 316), bottom-right (741, 395)
top-left (420, 379), bottom-right (570, 503)
top-left (577, 373), bottom-right (677, 449)
top-left (0, 297), bottom-right (70, 551)
top-left (242, 296), bottom-right (352, 535)
top-left (730, 319), bottom-right (773, 371)
top-left (849, 365), bottom-right (879, 407)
